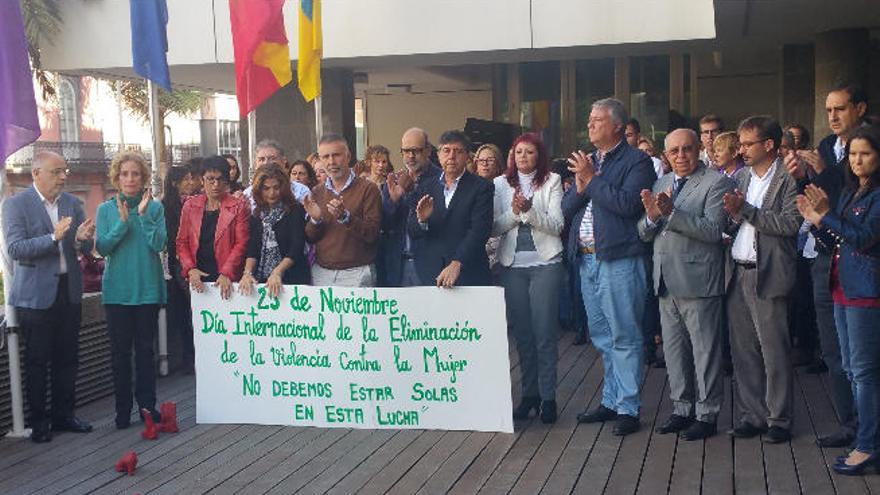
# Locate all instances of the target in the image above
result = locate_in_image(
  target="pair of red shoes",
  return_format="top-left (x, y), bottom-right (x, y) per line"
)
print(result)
top-left (141, 402), bottom-right (178, 440)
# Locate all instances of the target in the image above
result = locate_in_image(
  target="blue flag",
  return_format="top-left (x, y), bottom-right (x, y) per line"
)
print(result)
top-left (130, 0), bottom-right (171, 91)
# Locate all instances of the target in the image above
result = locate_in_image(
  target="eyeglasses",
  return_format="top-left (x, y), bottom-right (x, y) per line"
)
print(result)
top-left (47, 168), bottom-right (70, 176)
top-left (475, 158), bottom-right (497, 165)
top-left (739, 139), bottom-right (769, 149)
top-left (439, 146), bottom-right (468, 156)
top-left (203, 175), bottom-right (227, 185)
top-left (700, 128), bottom-right (722, 136)
top-left (400, 147), bottom-right (424, 155)
top-left (665, 145), bottom-right (697, 157)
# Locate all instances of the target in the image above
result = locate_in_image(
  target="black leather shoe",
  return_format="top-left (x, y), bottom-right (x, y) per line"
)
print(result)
top-left (577, 405), bottom-right (617, 424)
top-left (573, 333), bottom-right (588, 346)
top-left (540, 400), bottom-right (557, 424)
top-left (833, 452), bottom-right (879, 476)
top-left (613, 415), bottom-right (640, 436)
top-left (763, 426), bottom-right (791, 444)
top-left (52, 416), bottom-right (93, 433)
top-left (655, 414), bottom-right (694, 434)
top-left (30, 422), bottom-right (52, 443)
top-left (729, 421), bottom-right (767, 438)
top-left (681, 421), bottom-right (717, 441)
top-left (817, 430), bottom-right (855, 448)
top-left (512, 397), bottom-right (540, 420)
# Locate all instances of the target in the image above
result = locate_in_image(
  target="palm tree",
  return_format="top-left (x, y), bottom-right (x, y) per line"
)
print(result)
top-left (20, 0), bottom-right (63, 99)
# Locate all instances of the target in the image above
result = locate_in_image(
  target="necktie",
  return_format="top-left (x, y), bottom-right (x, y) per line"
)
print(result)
top-left (672, 177), bottom-right (688, 200)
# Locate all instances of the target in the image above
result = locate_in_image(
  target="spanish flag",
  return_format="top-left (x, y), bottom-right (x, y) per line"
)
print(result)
top-left (228, 0), bottom-right (293, 117)
top-left (297, 0), bottom-right (322, 102)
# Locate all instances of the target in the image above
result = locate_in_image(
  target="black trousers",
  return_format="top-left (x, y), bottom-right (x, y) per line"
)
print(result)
top-left (166, 279), bottom-right (194, 364)
top-left (104, 304), bottom-right (159, 417)
top-left (17, 275), bottom-right (81, 426)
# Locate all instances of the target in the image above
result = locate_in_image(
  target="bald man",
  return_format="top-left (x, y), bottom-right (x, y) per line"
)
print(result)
top-left (2, 152), bottom-right (96, 442)
top-left (638, 129), bottom-right (735, 440)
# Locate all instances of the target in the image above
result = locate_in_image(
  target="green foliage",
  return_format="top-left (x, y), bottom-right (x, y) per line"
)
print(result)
top-left (111, 80), bottom-right (203, 121)
top-left (20, 0), bottom-right (63, 100)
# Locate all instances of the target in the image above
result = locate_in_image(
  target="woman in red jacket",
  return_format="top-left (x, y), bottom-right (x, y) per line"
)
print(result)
top-left (176, 155), bottom-right (250, 300)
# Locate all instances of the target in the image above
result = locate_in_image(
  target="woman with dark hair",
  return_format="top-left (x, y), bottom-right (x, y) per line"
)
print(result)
top-left (239, 164), bottom-right (310, 297)
top-left (176, 156), bottom-right (250, 300)
top-left (492, 133), bottom-right (565, 423)
top-left (289, 159), bottom-right (318, 189)
top-left (222, 154), bottom-right (243, 192)
top-left (163, 164), bottom-right (197, 373)
top-left (96, 151), bottom-right (167, 428)
top-left (797, 126), bottom-right (880, 475)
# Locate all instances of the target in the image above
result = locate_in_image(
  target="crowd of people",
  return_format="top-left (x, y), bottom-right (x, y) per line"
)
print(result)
top-left (3, 80), bottom-right (879, 477)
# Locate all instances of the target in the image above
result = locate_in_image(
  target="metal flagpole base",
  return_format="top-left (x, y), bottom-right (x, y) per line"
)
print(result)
top-left (5, 329), bottom-right (31, 438)
top-left (158, 307), bottom-right (169, 377)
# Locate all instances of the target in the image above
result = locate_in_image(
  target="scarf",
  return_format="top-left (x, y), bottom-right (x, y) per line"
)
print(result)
top-left (256, 204), bottom-right (285, 281)
top-left (517, 170), bottom-right (538, 199)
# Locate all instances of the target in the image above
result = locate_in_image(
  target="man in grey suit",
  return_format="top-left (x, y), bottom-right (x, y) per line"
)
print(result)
top-left (638, 129), bottom-right (735, 440)
top-left (2, 151), bottom-right (96, 443)
top-left (723, 116), bottom-right (801, 444)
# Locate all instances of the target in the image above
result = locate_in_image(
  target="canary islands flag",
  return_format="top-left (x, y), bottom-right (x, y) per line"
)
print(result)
top-left (228, 0), bottom-right (293, 117)
top-left (297, 0), bottom-right (322, 102)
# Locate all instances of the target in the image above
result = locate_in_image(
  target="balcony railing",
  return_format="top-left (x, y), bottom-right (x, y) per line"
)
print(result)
top-left (4, 141), bottom-right (204, 169)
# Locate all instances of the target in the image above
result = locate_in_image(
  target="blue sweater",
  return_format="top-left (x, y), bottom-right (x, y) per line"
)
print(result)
top-left (562, 142), bottom-right (657, 262)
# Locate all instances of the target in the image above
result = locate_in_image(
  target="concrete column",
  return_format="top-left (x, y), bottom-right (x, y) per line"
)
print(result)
top-left (813, 29), bottom-right (869, 139)
top-left (560, 60), bottom-right (577, 154)
top-left (507, 63), bottom-right (521, 126)
top-left (669, 54), bottom-right (684, 114)
top-left (614, 57), bottom-right (630, 111)
top-left (781, 44), bottom-right (815, 137)
top-left (254, 68), bottom-right (356, 164)
top-left (198, 95), bottom-right (218, 157)
top-left (689, 55), bottom-right (698, 117)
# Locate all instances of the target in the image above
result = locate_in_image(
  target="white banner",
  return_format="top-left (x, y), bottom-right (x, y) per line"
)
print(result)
top-left (192, 284), bottom-right (513, 433)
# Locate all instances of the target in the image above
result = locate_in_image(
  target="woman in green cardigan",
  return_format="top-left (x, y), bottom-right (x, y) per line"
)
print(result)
top-left (96, 152), bottom-right (167, 429)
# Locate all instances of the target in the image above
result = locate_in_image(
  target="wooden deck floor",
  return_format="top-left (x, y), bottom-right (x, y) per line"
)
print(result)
top-left (0, 332), bottom-right (875, 494)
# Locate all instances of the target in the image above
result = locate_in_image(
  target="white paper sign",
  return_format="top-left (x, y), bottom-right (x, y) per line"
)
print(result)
top-left (192, 284), bottom-right (513, 433)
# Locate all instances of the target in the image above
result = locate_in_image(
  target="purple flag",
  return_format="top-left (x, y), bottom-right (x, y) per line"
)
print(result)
top-left (0, 0), bottom-right (40, 164)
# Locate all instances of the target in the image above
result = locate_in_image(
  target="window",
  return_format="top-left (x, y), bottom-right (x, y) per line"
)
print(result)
top-left (218, 120), bottom-right (241, 159)
top-left (575, 58), bottom-right (615, 149)
top-left (59, 78), bottom-right (79, 142)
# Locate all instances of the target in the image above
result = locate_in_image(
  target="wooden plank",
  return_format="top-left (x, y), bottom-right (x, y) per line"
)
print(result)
top-left (415, 432), bottom-right (495, 495)
top-left (797, 368), bottom-right (870, 495)
top-left (295, 430), bottom-right (399, 495)
top-left (789, 371), bottom-right (837, 495)
top-left (510, 346), bottom-right (603, 494)
top-left (475, 341), bottom-right (594, 495)
top-left (667, 429), bottom-right (704, 494)
top-left (263, 429), bottom-right (376, 494)
top-left (700, 376), bottom-right (734, 494)
top-left (634, 384), bottom-right (674, 495)
top-left (0, 384), bottom-right (200, 495)
top-left (386, 431), bottom-right (471, 494)
top-left (570, 367), bottom-right (651, 495)
top-left (325, 430), bottom-right (424, 495)
top-left (205, 427), bottom-right (326, 495)
top-left (356, 430), bottom-right (446, 495)
top-left (446, 339), bottom-right (591, 494)
top-left (603, 365), bottom-right (667, 495)
top-left (732, 430), bottom-right (766, 493)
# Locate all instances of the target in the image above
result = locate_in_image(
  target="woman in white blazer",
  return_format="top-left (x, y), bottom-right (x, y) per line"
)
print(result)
top-left (493, 133), bottom-right (565, 423)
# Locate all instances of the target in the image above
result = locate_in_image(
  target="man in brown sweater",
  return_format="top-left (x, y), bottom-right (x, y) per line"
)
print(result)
top-left (304, 134), bottom-right (382, 286)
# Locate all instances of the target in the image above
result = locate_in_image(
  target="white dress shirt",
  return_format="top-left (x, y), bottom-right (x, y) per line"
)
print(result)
top-left (731, 160), bottom-right (779, 263)
top-left (34, 188), bottom-right (67, 274)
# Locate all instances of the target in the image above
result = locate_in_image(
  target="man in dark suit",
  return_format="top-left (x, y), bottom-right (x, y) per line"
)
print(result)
top-left (408, 130), bottom-right (493, 287)
top-left (2, 151), bottom-right (96, 442)
top-left (784, 82), bottom-right (867, 447)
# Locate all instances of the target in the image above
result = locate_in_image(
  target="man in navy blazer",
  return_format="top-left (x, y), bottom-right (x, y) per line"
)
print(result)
top-left (2, 151), bottom-right (96, 442)
top-left (408, 130), bottom-right (494, 287)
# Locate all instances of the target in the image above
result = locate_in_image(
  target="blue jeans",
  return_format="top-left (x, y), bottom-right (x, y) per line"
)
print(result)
top-left (579, 254), bottom-right (647, 416)
top-left (833, 304), bottom-right (880, 453)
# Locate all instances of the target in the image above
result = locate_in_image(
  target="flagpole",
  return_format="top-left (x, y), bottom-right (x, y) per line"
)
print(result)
top-left (0, 165), bottom-right (28, 438)
top-left (146, 79), bottom-right (169, 377)
top-left (247, 111), bottom-right (256, 184)
top-left (314, 96), bottom-right (323, 148)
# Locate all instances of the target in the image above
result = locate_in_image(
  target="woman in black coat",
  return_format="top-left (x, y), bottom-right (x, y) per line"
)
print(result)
top-left (239, 164), bottom-right (310, 297)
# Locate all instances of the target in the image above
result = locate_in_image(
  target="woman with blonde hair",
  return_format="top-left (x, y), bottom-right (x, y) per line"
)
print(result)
top-left (96, 151), bottom-right (167, 428)
top-left (473, 143), bottom-right (504, 180)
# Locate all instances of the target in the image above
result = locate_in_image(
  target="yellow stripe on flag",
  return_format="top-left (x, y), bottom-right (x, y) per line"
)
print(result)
top-left (253, 41), bottom-right (293, 87)
top-left (297, 0), bottom-right (322, 102)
